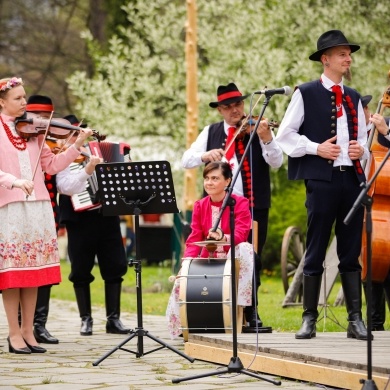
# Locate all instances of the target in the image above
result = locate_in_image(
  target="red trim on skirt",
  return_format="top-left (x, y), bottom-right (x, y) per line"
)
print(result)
top-left (0, 265), bottom-right (61, 289)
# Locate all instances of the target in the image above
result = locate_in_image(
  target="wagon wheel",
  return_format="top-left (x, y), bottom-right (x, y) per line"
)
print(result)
top-left (281, 226), bottom-right (305, 294)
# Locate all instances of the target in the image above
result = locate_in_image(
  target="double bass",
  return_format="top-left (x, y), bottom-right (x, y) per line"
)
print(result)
top-left (360, 74), bottom-right (390, 282)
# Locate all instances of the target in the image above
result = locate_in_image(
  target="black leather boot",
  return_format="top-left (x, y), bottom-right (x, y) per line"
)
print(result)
top-left (33, 285), bottom-right (59, 344)
top-left (341, 272), bottom-right (372, 340)
top-left (364, 281), bottom-right (385, 331)
top-left (244, 283), bottom-right (263, 328)
top-left (105, 282), bottom-right (131, 334)
top-left (74, 285), bottom-right (93, 336)
top-left (244, 306), bottom-right (263, 328)
top-left (295, 274), bottom-right (322, 339)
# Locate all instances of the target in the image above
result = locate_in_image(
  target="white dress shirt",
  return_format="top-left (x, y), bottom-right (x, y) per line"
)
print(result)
top-left (57, 165), bottom-right (91, 196)
top-left (276, 74), bottom-right (369, 165)
top-left (182, 121), bottom-right (283, 197)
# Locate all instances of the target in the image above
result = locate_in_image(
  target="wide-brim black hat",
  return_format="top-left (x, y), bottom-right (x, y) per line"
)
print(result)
top-left (63, 114), bottom-right (87, 128)
top-left (209, 83), bottom-right (249, 108)
top-left (26, 95), bottom-right (55, 112)
top-left (361, 95), bottom-right (372, 108)
top-left (309, 30), bottom-right (360, 62)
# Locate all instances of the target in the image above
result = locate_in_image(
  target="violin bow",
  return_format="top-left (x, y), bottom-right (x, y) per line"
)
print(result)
top-left (27, 111), bottom-right (55, 200)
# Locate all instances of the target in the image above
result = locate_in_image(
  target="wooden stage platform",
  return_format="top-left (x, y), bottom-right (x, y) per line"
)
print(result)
top-left (184, 331), bottom-right (390, 389)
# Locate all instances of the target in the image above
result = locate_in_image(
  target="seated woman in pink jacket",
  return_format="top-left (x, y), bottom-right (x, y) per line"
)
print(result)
top-left (166, 161), bottom-right (254, 338)
top-left (0, 77), bottom-right (91, 354)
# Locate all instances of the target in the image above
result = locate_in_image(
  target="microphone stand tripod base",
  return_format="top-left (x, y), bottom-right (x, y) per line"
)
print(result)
top-left (360, 379), bottom-right (378, 390)
top-left (172, 356), bottom-right (282, 385)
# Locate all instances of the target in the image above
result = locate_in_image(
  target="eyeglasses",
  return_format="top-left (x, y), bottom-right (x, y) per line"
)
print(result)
top-left (219, 101), bottom-right (244, 110)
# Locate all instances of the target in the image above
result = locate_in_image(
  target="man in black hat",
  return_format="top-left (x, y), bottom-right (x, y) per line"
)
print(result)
top-left (182, 82), bottom-right (283, 330)
top-left (56, 116), bottom-right (131, 336)
top-left (25, 95), bottom-right (60, 344)
top-left (276, 30), bottom-right (371, 340)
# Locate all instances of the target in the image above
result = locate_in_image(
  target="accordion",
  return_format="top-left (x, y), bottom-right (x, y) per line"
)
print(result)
top-left (70, 141), bottom-right (131, 212)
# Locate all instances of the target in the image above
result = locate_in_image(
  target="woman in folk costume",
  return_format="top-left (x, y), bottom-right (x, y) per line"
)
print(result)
top-left (0, 77), bottom-right (92, 353)
top-left (166, 161), bottom-right (254, 338)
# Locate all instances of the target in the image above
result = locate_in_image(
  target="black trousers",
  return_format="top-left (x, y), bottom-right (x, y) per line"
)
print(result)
top-left (66, 212), bottom-right (128, 287)
top-left (303, 170), bottom-right (364, 276)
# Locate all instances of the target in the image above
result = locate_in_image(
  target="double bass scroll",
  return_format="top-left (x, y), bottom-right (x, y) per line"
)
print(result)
top-left (361, 74), bottom-right (390, 283)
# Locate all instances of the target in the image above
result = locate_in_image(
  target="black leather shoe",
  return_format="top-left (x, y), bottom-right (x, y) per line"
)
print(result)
top-left (33, 325), bottom-right (59, 344)
top-left (106, 319), bottom-right (131, 334)
top-left (23, 339), bottom-right (47, 353)
top-left (245, 307), bottom-right (263, 328)
top-left (80, 317), bottom-right (93, 336)
top-left (7, 337), bottom-right (31, 354)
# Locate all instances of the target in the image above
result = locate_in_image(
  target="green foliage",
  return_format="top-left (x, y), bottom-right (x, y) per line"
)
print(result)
top-left (52, 260), bottom-right (172, 315)
top-left (69, 0), bottom-right (390, 145)
top-left (263, 166), bottom-right (307, 271)
top-left (66, 0), bottom-right (390, 270)
top-left (68, 0), bottom-right (390, 172)
top-left (52, 263), bottom-right (390, 332)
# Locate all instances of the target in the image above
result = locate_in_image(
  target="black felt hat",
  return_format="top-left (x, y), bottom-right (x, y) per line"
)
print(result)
top-left (63, 114), bottom-right (87, 128)
top-left (309, 30), bottom-right (360, 62)
top-left (209, 83), bottom-right (249, 108)
top-left (361, 95), bottom-right (372, 108)
top-left (26, 95), bottom-right (54, 112)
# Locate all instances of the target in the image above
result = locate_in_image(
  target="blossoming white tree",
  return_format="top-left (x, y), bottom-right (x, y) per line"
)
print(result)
top-left (67, 0), bottom-right (390, 191)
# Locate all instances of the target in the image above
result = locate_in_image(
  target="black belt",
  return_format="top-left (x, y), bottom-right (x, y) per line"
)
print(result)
top-left (332, 165), bottom-right (354, 171)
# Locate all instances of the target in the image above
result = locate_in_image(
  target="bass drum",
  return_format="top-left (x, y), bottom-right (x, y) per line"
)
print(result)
top-left (179, 257), bottom-right (243, 342)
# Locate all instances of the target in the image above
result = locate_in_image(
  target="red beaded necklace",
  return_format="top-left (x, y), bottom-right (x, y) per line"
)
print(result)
top-left (0, 115), bottom-right (27, 151)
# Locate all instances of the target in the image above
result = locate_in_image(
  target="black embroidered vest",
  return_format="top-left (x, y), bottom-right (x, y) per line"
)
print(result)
top-left (288, 80), bottom-right (365, 183)
top-left (206, 121), bottom-right (271, 209)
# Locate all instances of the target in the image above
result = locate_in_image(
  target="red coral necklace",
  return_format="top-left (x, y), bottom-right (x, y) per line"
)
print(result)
top-left (0, 115), bottom-right (27, 151)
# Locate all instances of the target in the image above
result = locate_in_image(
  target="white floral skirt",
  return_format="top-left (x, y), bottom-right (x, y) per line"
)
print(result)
top-left (166, 242), bottom-right (254, 339)
top-left (0, 200), bottom-right (61, 289)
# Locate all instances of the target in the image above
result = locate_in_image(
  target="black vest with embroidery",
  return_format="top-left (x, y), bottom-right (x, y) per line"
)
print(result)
top-left (44, 173), bottom-right (59, 231)
top-left (206, 121), bottom-right (271, 209)
top-left (288, 80), bottom-right (365, 183)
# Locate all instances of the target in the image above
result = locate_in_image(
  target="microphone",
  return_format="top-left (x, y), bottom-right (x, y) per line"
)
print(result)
top-left (254, 86), bottom-right (292, 96)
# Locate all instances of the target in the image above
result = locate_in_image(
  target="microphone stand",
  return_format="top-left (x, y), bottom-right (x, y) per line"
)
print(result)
top-left (343, 148), bottom-right (390, 390)
top-left (173, 93), bottom-right (281, 386)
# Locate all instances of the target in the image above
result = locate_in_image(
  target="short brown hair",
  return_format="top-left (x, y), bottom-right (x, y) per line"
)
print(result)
top-left (203, 161), bottom-right (232, 181)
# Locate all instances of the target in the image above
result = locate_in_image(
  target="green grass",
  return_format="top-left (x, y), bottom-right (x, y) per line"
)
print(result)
top-left (51, 260), bottom-right (172, 316)
top-left (51, 260), bottom-right (390, 333)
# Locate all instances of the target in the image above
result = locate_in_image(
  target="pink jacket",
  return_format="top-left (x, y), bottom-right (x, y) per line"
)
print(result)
top-left (183, 194), bottom-right (251, 258)
top-left (0, 115), bottom-right (80, 207)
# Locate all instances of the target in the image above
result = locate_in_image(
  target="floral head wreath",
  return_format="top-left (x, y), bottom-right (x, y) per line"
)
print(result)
top-left (0, 77), bottom-right (24, 92)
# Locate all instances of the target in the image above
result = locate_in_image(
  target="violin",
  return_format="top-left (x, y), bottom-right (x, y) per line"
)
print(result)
top-left (224, 115), bottom-right (279, 153)
top-left (15, 112), bottom-right (106, 141)
top-left (46, 137), bottom-right (91, 164)
top-left (237, 115), bottom-right (279, 136)
top-left (45, 137), bottom-right (61, 154)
